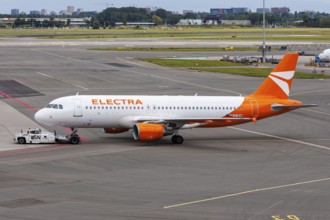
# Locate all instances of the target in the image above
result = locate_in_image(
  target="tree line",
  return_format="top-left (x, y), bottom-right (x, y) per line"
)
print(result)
top-left (6, 7), bottom-right (330, 28)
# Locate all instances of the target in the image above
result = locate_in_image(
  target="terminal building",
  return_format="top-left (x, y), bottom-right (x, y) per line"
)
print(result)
top-left (210, 7), bottom-right (249, 15)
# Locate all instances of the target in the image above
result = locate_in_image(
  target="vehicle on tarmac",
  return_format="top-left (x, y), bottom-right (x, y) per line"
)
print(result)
top-left (14, 128), bottom-right (75, 144)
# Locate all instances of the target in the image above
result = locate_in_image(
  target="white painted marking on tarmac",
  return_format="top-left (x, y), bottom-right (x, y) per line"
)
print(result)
top-left (116, 57), bottom-right (154, 68)
top-left (163, 177), bottom-right (330, 209)
top-left (31, 49), bottom-right (242, 95)
top-left (290, 89), bottom-right (330, 97)
top-left (247, 200), bottom-right (283, 220)
top-left (71, 84), bottom-right (89, 91)
top-left (36, 72), bottom-right (55, 78)
top-left (300, 108), bottom-right (330, 116)
top-left (35, 72), bottom-right (89, 91)
top-left (31, 49), bottom-right (68, 59)
top-left (150, 74), bottom-right (243, 95)
top-left (229, 127), bottom-right (330, 151)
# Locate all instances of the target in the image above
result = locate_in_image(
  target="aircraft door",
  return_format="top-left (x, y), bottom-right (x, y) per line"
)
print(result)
top-left (250, 99), bottom-right (259, 117)
top-left (73, 99), bottom-right (83, 117)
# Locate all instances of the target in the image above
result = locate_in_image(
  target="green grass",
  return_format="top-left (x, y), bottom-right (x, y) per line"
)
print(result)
top-left (193, 67), bottom-right (330, 79)
top-left (140, 58), bottom-right (330, 79)
top-left (139, 58), bottom-right (247, 67)
top-left (1, 27), bottom-right (330, 41)
top-left (88, 47), bottom-right (258, 52)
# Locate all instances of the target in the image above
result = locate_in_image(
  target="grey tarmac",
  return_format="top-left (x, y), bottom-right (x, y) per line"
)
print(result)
top-left (0, 38), bottom-right (329, 220)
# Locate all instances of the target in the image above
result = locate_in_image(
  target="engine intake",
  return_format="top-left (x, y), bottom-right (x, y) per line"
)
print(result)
top-left (133, 123), bottom-right (165, 141)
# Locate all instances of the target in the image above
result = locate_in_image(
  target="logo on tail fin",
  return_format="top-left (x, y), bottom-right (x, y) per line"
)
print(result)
top-left (251, 53), bottom-right (299, 99)
top-left (268, 70), bottom-right (295, 96)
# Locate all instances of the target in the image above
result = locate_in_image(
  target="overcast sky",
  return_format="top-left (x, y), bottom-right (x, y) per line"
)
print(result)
top-left (1, 0), bottom-right (330, 14)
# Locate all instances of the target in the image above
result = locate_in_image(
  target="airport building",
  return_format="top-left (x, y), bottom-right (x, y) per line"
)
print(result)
top-left (210, 7), bottom-right (249, 15)
top-left (256, 8), bottom-right (271, 13)
top-left (30, 10), bottom-right (41, 16)
top-left (77, 8), bottom-right (84, 14)
top-left (41, 9), bottom-right (48, 16)
top-left (183, 10), bottom-right (194, 15)
top-left (177, 19), bottom-right (203, 26)
top-left (11, 9), bottom-right (19, 16)
top-left (67, 6), bottom-right (75, 14)
top-left (220, 20), bottom-right (251, 26)
top-left (271, 7), bottom-right (290, 14)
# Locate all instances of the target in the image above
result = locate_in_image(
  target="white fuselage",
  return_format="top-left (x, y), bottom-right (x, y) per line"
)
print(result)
top-left (35, 95), bottom-right (246, 128)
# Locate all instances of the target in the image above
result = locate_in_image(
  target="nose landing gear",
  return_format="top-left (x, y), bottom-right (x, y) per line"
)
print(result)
top-left (69, 128), bottom-right (80, 145)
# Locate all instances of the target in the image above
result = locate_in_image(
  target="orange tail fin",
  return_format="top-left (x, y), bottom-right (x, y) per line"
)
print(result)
top-left (252, 53), bottom-right (299, 99)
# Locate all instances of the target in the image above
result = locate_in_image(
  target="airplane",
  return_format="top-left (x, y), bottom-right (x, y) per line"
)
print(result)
top-left (315, 49), bottom-right (330, 62)
top-left (35, 53), bottom-right (317, 145)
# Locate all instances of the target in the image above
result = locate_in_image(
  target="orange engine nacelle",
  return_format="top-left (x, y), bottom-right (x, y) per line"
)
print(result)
top-left (133, 123), bottom-right (165, 141)
top-left (102, 128), bottom-right (129, 134)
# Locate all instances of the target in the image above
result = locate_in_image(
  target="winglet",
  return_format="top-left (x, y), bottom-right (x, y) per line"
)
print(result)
top-left (252, 53), bottom-right (299, 99)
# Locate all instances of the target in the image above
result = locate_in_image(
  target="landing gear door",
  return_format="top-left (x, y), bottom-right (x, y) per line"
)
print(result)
top-left (73, 99), bottom-right (83, 117)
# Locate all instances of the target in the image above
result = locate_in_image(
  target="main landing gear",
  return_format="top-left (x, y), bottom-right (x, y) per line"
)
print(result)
top-left (69, 128), bottom-right (80, 145)
top-left (171, 134), bottom-right (184, 144)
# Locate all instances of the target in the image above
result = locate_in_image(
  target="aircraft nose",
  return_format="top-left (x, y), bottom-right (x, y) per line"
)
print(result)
top-left (35, 109), bottom-right (52, 126)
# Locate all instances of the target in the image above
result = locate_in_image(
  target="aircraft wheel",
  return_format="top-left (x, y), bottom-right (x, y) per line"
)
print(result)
top-left (69, 135), bottom-right (80, 145)
top-left (18, 137), bottom-right (26, 144)
top-left (171, 135), bottom-right (184, 144)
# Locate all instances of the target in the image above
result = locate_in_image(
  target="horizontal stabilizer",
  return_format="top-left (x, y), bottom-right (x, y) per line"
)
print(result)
top-left (271, 104), bottom-right (318, 110)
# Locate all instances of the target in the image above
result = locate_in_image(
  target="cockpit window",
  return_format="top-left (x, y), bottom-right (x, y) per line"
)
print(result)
top-left (46, 103), bottom-right (63, 109)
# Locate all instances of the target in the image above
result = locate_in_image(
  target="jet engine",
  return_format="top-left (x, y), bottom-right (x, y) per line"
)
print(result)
top-left (102, 128), bottom-right (129, 134)
top-left (133, 123), bottom-right (167, 141)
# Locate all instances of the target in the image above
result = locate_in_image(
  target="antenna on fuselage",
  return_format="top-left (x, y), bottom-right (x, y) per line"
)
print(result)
top-left (76, 92), bottom-right (79, 96)
top-left (194, 93), bottom-right (198, 96)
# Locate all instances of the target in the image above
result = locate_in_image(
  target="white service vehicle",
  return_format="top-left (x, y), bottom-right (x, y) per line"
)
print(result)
top-left (14, 128), bottom-right (70, 144)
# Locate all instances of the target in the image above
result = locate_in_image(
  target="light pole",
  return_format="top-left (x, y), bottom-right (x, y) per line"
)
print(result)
top-left (262, 0), bottom-right (266, 63)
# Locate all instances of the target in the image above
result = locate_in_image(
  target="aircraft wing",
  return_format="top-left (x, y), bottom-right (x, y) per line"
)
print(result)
top-left (134, 116), bottom-right (254, 129)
